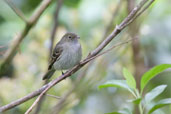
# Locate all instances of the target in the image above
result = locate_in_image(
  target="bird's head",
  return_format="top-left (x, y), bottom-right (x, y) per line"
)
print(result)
top-left (61, 32), bottom-right (80, 43)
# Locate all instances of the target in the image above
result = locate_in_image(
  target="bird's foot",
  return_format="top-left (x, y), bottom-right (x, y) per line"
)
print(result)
top-left (62, 71), bottom-right (64, 75)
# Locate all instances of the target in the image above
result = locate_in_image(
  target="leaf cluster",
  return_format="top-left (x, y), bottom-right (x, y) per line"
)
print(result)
top-left (99, 64), bottom-right (171, 114)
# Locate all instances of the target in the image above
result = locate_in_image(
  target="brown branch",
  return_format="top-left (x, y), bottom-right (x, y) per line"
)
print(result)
top-left (0, 0), bottom-right (155, 113)
top-left (123, 0), bottom-right (155, 28)
top-left (102, 0), bottom-right (122, 40)
top-left (119, 0), bottom-right (148, 29)
top-left (0, 85), bottom-right (48, 112)
top-left (33, 95), bottom-right (46, 114)
top-left (49, 0), bottom-right (64, 57)
top-left (1, 0), bottom-right (52, 70)
top-left (29, 0), bottom-right (52, 25)
top-left (5, 0), bottom-right (27, 22)
top-left (90, 0), bottom-right (149, 57)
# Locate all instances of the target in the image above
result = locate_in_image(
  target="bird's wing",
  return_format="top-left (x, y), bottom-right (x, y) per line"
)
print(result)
top-left (48, 44), bottom-right (63, 70)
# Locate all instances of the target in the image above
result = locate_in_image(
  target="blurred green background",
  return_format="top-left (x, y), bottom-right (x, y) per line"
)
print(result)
top-left (0, 0), bottom-right (171, 114)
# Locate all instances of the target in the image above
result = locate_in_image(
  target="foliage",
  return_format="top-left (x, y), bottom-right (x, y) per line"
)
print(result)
top-left (0, 0), bottom-right (171, 113)
top-left (99, 64), bottom-right (171, 114)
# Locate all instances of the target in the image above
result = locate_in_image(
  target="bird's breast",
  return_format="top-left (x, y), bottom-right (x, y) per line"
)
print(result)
top-left (53, 42), bottom-right (82, 70)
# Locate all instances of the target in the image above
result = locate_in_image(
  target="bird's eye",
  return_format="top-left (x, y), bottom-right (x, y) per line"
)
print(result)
top-left (68, 36), bottom-right (72, 39)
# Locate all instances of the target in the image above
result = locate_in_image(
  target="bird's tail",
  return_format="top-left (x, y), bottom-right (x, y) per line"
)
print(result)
top-left (42, 69), bottom-right (55, 80)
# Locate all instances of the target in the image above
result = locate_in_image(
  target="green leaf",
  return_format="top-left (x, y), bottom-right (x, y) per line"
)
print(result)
top-left (98, 80), bottom-right (136, 97)
top-left (145, 85), bottom-right (167, 103)
top-left (64, 0), bottom-right (81, 8)
top-left (123, 68), bottom-right (136, 90)
top-left (127, 98), bottom-right (142, 105)
top-left (148, 98), bottom-right (171, 114)
top-left (105, 108), bottom-right (132, 114)
top-left (140, 64), bottom-right (171, 92)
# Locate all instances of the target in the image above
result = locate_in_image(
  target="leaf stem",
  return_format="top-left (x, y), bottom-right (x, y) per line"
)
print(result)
top-left (139, 103), bottom-right (143, 114)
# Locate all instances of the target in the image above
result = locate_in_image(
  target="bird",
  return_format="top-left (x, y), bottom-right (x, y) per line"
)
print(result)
top-left (42, 32), bottom-right (82, 80)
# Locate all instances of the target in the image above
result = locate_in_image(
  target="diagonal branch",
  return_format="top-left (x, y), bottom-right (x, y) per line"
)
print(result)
top-left (91, 0), bottom-right (150, 57)
top-left (1, 0), bottom-right (52, 70)
top-left (0, 39), bottom-right (135, 113)
top-left (102, 0), bottom-right (122, 40)
top-left (25, 39), bottom-right (136, 114)
top-left (5, 0), bottom-right (27, 22)
top-left (0, 0), bottom-right (155, 113)
top-left (123, 0), bottom-right (155, 29)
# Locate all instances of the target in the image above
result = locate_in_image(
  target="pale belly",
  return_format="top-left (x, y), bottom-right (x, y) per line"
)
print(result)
top-left (53, 43), bottom-right (82, 70)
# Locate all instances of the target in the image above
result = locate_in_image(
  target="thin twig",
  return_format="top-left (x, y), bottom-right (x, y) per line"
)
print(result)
top-left (0, 0), bottom-right (155, 112)
top-left (82, 38), bottom-right (137, 64)
top-left (1, 0), bottom-right (52, 70)
top-left (52, 88), bottom-right (75, 114)
top-left (33, 95), bottom-right (46, 114)
top-left (46, 94), bottom-right (61, 99)
top-left (5, 0), bottom-right (27, 22)
top-left (124, 0), bottom-right (155, 28)
top-left (90, 0), bottom-right (149, 57)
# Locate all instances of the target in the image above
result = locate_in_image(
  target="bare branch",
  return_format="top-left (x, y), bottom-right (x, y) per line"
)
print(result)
top-left (29, 0), bottom-right (52, 25)
top-left (0, 85), bottom-right (48, 112)
top-left (102, 0), bottom-right (122, 40)
top-left (46, 94), bottom-right (61, 99)
top-left (1, 0), bottom-right (52, 70)
top-left (91, 0), bottom-right (150, 57)
top-left (5, 0), bottom-right (27, 22)
top-left (119, 0), bottom-right (148, 28)
top-left (124, 0), bottom-right (155, 28)
top-left (82, 38), bottom-right (138, 64)
top-left (0, 0), bottom-right (155, 113)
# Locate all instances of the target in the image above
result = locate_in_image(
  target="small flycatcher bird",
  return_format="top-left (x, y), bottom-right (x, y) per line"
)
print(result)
top-left (42, 32), bottom-right (82, 80)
